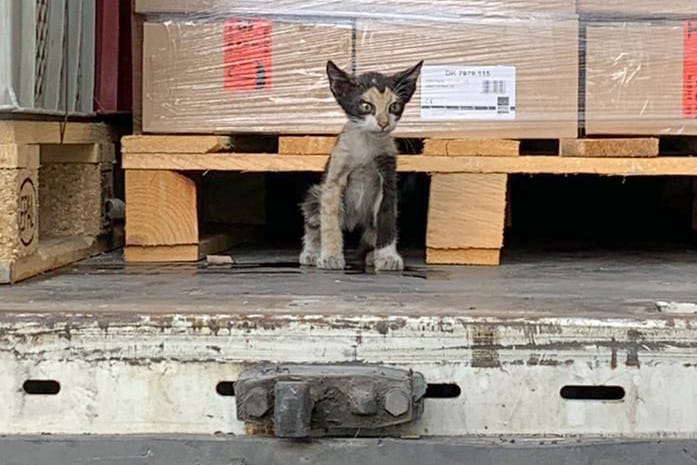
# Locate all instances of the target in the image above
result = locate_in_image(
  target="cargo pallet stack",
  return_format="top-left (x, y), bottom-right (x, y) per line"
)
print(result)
top-left (0, 0), bottom-right (131, 283)
top-left (124, 0), bottom-right (697, 266)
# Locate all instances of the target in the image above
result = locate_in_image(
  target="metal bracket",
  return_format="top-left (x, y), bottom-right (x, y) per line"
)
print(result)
top-left (235, 364), bottom-right (427, 438)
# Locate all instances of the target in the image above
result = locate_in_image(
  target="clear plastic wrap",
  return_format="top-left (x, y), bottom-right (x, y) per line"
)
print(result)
top-left (136, 1), bottom-right (697, 137)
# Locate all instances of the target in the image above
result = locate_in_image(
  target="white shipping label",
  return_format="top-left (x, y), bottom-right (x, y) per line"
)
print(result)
top-left (420, 65), bottom-right (516, 120)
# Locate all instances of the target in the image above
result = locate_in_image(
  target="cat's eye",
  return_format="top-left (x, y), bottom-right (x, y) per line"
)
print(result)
top-left (389, 102), bottom-right (403, 114)
top-left (359, 101), bottom-right (374, 114)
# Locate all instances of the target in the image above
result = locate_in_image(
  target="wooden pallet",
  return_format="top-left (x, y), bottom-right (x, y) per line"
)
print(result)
top-left (0, 121), bottom-right (122, 283)
top-left (122, 134), bottom-right (697, 266)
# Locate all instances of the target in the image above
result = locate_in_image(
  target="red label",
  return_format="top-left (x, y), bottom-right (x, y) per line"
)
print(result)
top-left (224, 19), bottom-right (272, 91)
top-left (683, 21), bottom-right (697, 117)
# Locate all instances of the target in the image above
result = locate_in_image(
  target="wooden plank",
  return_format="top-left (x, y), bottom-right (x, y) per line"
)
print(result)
top-left (124, 232), bottom-right (246, 263)
top-left (122, 153), bottom-right (697, 176)
top-left (0, 145), bottom-right (40, 169)
top-left (122, 135), bottom-right (232, 153)
top-left (426, 248), bottom-right (501, 266)
top-left (41, 144), bottom-right (116, 164)
top-left (125, 170), bottom-right (198, 247)
top-left (0, 121), bottom-right (114, 144)
top-left (278, 136), bottom-right (336, 155)
top-left (0, 236), bottom-right (109, 284)
top-left (427, 173), bottom-right (507, 251)
top-left (559, 138), bottom-right (659, 157)
top-left (124, 244), bottom-right (198, 262)
top-left (423, 139), bottom-right (520, 157)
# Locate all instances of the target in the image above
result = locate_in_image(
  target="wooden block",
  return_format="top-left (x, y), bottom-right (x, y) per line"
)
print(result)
top-left (426, 248), bottom-right (501, 266)
top-left (39, 162), bottom-right (110, 238)
top-left (0, 145), bottom-right (40, 168)
top-left (0, 121), bottom-right (114, 144)
top-left (122, 135), bottom-right (232, 153)
top-left (124, 232), bottom-right (246, 263)
top-left (124, 244), bottom-right (198, 262)
top-left (125, 170), bottom-right (198, 247)
top-left (278, 136), bottom-right (336, 155)
top-left (559, 138), bottom-right (659, 157)
top-left (423, 139), bottom-right (520, 157)
top-left (427, 173), bottom-right (507, 251)
top-left (0, 168), bottom-right (39, 263)
top-left (0, 236), bottom-right (108, 284)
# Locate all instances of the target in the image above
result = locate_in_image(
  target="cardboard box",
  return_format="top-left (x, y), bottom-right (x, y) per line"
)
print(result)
top-left (578, 1), bottom-right (697, 18)
top-left (585, 22), bottom-right (695, 135)
top-left (136, 0), bottom-right (577, 17)
top-left (142, 21), bottom-right (352, 134)
top-left (356, 19), bottom-right (579, 138)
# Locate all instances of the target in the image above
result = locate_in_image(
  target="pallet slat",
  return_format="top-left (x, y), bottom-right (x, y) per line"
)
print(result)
top-left (423, 139), bottom-right (520, 157)
top-left (122, 153), bottom-right (697, 176)
top-left (559, 138), bottom-right (659, 157)
top-left (0, 121), bottom-right (114, 144)
top-left (122, 135), bottom-right (232, 153)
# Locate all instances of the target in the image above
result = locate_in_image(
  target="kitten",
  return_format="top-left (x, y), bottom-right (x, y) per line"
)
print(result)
top-left (299, 60), bottom-right (423, 271)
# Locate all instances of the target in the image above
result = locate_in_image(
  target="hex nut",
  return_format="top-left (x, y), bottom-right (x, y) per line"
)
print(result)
top-left (384, 389), bottom-right (410, 417)
top-left (244, 387), bottom-right (270, 418)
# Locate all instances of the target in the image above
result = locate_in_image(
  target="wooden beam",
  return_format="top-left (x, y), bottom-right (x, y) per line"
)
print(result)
top-left (122, 135), bottom-right (232, 153)
top-left (0, 121), bottom-right (114, 144)
top-left (0, 236), bottom-right (109, 284)
top-left (559, 138), bottom-right (659, 157)
top-left (423, 139), bottom-right (520, 157)
top-left (124, 232), bottom-right (244, 263)
top-left (426, 174), bottom-right (507, 265)
top-left (125, 170), bottom-right (198, 247)
top-left (426, 248), bottom-right (501, 266)
top-left (122, 153), bottom-right (697, 176)
top-left (0, 145), bottom-right (40, 169)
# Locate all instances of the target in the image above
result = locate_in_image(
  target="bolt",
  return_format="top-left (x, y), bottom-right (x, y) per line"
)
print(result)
top-left (384, 389), bottom-right (410, 417)
top-left (350, 386), bottom-right (378, 416)
top-left (244, 387), bottom-right (270, 418)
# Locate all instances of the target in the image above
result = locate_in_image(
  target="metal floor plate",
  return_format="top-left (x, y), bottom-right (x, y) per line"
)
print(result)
top-left (1, 249), bottom-right (697, 438)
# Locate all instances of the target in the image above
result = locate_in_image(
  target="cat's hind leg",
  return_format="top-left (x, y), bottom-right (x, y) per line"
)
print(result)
top-left (300, 185), bottom-right (321, 266)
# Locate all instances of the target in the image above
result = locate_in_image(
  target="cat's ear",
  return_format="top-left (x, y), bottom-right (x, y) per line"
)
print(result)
top-left (326, 60), bottom-right (353, 97)
top-left (391, 60), bottom-right (423, 102)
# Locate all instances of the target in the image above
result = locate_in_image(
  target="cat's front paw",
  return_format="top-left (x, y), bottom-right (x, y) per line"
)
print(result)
top-left (374, 244), bottom-right (404, 272)
top-left (317, 253), bottom-right (346, 270)
top-left (299, 249), bottom-right (318, 266)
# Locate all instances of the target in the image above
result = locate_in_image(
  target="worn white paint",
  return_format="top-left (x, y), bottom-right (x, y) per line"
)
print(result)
top-left (1, 313), bottom-right (697, 437)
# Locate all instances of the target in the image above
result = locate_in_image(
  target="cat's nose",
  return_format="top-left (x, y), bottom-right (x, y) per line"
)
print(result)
top-left (378, 121), bottom-right (389, 129)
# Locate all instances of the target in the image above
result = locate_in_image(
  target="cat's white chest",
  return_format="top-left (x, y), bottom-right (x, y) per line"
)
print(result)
top-left (343, 165), bottom-right (382, 231)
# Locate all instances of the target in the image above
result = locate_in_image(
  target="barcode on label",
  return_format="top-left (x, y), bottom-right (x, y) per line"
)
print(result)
top-left (482, 80), bottom-right (507, 94)
top-left (497, 96), bottom-right (510, 114)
